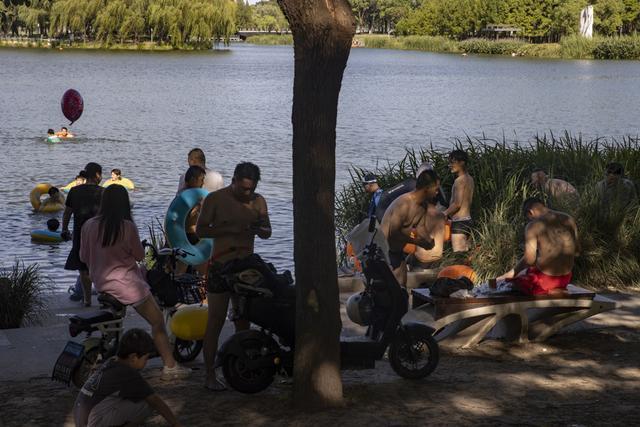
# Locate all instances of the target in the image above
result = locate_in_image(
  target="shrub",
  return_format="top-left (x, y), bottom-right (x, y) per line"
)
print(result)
top-left (0, 261), bottom-right (52, 329)
top-left (592, 36), bottom-right (640, 59)
top-left (560, 34), bottom-right (597, 59)
top-left (459, 38), bottom-right (526, 55)
top-left (246, 34), bottom-right (293, 45)
top-left (336, 134), bottom-right (640, 290)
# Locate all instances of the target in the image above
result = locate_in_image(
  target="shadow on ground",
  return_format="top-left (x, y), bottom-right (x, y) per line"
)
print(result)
top-left (1, 326), bottom-right (639, 426)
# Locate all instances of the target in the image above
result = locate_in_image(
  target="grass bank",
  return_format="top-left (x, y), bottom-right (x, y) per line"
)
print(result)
top-left (0, 39), bottom-right (208, 51)
top-left (248, 33), bottom-right (640, 60)
top-left (245, 34), bottom-right (293, 45)
top-left (336, 134), bottom-right (640, 290)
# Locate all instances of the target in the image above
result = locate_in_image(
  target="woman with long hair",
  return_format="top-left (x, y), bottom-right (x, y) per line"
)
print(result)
top-left (80, 184), bottom-right (190, 380)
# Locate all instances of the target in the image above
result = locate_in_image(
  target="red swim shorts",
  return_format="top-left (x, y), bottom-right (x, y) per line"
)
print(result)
top-left (508, 266), bottom-right (572, 296)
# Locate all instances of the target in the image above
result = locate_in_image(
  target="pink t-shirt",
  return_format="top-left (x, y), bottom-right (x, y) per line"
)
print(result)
top-left (79, 217), bottom-right (150, 305)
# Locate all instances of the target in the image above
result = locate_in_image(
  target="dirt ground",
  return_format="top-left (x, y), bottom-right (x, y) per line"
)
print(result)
top-left (1, 324), bottom-right (639, 427)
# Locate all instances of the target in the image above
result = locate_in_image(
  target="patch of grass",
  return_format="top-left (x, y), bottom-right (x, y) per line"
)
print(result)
top-left (245, 34), bottom-right (293, 45)
top-left (459, 38), bottom-right (526, 55)
top-left (0, 261), bottom-right (52, 329)
top-left (336, 134), bottom-right (640, 290)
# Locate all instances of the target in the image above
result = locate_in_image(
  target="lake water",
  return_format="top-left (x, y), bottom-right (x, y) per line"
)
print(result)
top-left (1, 44), bottom-right (639, 290)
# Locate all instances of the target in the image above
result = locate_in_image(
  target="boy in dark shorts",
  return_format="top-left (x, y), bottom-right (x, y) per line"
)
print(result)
top-left (73, 328), bottom-right (182, 427)
top-left (62, 163), bottom-right (103, 307)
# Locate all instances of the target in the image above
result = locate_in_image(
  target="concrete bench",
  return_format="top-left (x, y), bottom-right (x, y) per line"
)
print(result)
top-left (405, 284), bottom-right (617, 348)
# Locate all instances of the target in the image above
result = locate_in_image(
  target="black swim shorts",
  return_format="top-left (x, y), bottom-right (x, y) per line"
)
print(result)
top-left (206, 262), bottom-right (229, 294)
top-left (388, 250), bottom-right (406, 269)
top-left (450, 219), bottom-right (473, 236)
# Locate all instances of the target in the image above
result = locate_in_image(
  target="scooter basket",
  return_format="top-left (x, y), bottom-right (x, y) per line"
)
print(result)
top-left (174, 274), bottom-right (206, 305)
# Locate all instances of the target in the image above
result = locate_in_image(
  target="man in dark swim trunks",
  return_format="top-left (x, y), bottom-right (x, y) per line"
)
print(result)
top-left (498, 198), bottom-right (579, 295)
top-left (443, 150), bottom-right (475, 253)
top-left (381, 170), bottom-right (439, 286)
top-left (61, 162), bottom-right (103, 307)
top-left (196, 162), bottom-right (271, 391)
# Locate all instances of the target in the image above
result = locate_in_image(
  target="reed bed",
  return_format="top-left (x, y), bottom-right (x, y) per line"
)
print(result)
top-left (336, 134), bottom-right (640, 290)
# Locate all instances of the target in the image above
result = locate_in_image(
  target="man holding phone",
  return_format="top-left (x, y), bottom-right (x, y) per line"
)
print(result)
top-left (196, 162), bottom-right (271, 391)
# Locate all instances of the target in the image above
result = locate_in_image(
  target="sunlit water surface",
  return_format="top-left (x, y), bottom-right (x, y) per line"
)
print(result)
top-left (1, 44), bottom-right (638, 290)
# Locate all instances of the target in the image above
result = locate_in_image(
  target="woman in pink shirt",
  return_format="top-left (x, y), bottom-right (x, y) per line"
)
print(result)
top-left (80, 184), bottom-right (190, 380)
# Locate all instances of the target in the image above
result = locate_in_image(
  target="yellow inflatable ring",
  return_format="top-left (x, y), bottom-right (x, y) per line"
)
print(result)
top-left (30, 229), bottom-right (63, 243)
top-left (169, 304), bottom-right (208, 341)
top-left (29, 183), bottom-right (64, 213)
top-left (61, 180), bottom-right (79, 193)
top-left (103, 177), bottom-right (135, 190)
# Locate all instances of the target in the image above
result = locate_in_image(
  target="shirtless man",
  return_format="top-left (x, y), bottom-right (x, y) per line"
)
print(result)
top-left (530, 169), bottom-right (578, 207)
top-left (381, 170), bottom-right (439, 286)
top-left (498, 197), bottom-right (579, 295)
top-left (443, 150), bottom-right (474, 252)
top-left (196, 162), bottom-right (271, 391)
top-left (177, 148), bottom-right (224, 194)
top-left (409, 202), bottom-right (447, 270)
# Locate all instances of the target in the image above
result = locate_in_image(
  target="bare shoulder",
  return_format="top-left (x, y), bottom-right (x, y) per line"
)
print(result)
top-left (252, 192), bottom-right (267, 207)
top-left (526, 219), bottom-right (544, 235)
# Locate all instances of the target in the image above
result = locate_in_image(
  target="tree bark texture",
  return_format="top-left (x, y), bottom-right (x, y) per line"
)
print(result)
top-left (276, 0), bottom-right (355, 409)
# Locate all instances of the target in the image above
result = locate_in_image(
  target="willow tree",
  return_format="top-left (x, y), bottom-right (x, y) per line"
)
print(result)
top-left (276, 0), bottom-right (355, 409)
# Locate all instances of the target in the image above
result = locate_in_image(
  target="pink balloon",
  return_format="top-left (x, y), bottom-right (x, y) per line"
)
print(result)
top-left (61, 89), bottom-right (84, 125)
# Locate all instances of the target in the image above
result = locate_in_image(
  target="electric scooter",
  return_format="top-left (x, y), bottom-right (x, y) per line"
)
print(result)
top-left (52, 245), bottom-right (205, 388)
top-left (214, 217), bottom-right (439, 394)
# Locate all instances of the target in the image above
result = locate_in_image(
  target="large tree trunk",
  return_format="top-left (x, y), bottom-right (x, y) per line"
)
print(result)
top-left (276, 0), bottom-right (355, 409)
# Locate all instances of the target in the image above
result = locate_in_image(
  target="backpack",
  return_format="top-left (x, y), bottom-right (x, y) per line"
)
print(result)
top-left (428, 276), bottom-right (474, 298)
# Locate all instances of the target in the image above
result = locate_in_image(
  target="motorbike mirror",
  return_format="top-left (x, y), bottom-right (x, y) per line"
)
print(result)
top-left (368, 215), bottom-right (377, 233)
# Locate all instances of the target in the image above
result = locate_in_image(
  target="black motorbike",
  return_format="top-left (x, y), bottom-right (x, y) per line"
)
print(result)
top-left (213, 219), bottom-right (439, 394)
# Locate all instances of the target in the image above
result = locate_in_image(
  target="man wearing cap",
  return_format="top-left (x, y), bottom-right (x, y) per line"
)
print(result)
top-left (363, 173), bottom-right (384, 218)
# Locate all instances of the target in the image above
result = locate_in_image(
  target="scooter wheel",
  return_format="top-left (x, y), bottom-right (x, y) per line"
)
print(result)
top-left (389, 327), bottom-right (439, 379)
top-left (71, 348), bottom-right (101, 388)
top-left (222, 338), bottom-right (276, 394)
top-left (173, 339), bottom-right (203, 363)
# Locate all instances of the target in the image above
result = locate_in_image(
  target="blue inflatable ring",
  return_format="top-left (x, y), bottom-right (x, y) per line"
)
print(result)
top-left (165, 188), bottom-right (214, 266)
top-left (31, 229), bottom-right (63, 244)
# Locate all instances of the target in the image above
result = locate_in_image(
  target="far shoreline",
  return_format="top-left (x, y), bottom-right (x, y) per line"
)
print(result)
top-left (4, 34), bottom-right (639, 61)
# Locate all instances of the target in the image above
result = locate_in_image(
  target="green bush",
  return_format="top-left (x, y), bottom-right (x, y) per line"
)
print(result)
top-left (560, 34), bottom-right (598, 59)
top-left (459, 38), bottom-right (526, 55)
top-left (0, 261), bottom-right (52, 329)
top-left (593, 36), bottom-right (640, 59)
top-left (245, 34), bottom-right (293, 45)
top-left (336, 134), bottom-right (640, 290)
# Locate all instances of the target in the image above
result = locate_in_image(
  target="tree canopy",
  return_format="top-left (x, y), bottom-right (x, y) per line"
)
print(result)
top-left (2, 0), bottom-right (238, 47)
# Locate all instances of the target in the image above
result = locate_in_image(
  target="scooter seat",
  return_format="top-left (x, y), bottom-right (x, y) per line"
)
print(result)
top-left (70, 310), bottom-right (116, 326)
top-left (278, 284), bottom-right (297, 300)
top-left (97, 293), bottom-right (126, 311)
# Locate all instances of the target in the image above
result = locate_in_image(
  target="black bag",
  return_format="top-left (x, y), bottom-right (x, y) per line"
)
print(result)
top-left (147, 268), bottom-right (179, 307)
top-left (428, 277), bottom-right (474, 298)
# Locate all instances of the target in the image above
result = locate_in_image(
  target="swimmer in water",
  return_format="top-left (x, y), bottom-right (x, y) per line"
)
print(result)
top-left (56, 127), bottom-right (74, 138)
top-left (47, 129), bottom-right (61, 143)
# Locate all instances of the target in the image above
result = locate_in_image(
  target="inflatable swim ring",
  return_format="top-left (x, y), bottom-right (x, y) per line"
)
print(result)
top-left (30, 183), bottom-right (64, 212)
top-left (30, 229), bottom-right (63, 244)
top-left (47, 136), bottom-right (62, 144)
top-left (169, 304), bottom-right (208, 340)
top-left (61, 180), bottom-right (78, 193)
top-left (444, 219), bottom-right (452, 242)
top-left (437, 264), bottom-right (477, 283)
top-left (165, 188), bottom-right (213, 266)
top-left (103, 177), bottom-right (135, 190)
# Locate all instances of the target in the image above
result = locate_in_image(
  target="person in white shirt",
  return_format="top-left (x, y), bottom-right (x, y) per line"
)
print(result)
top-left (177, 148), bottom-right (224, 194)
